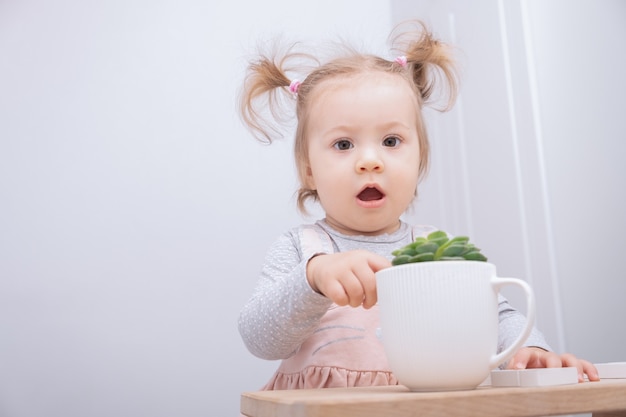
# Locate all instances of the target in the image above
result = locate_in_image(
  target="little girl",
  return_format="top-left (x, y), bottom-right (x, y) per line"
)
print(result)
top-left (238, 21), bottom-right (598, 390)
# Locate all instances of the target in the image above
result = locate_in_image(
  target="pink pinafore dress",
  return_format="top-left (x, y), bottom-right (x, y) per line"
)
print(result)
top-left (261, 225), bottom-right (399, 390)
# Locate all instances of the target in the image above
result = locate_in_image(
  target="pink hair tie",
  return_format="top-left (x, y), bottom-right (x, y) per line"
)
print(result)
top-left (289, 79), bottom-right (301, 95)
top-left (395, 55), bottom-right (408, 67)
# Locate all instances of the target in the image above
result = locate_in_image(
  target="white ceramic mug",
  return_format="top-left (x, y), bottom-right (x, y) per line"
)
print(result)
top-left (376, 261), bottom-right (535, 391)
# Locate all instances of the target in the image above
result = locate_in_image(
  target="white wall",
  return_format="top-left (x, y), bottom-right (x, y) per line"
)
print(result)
top-left (524, 0), bottom-right (626, 362)
top-left (0, 1), bottom-right (392, 416)
top-left (392, 0), bottom-right (626, 364)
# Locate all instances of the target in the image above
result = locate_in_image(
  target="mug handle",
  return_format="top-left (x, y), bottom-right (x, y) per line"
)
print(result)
top-left (488, 277), bottom-right (536, 369)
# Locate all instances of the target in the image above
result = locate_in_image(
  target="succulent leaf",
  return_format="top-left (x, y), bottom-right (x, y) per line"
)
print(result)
top-left (439, 256), bottom-right (465, 261)
top-left (463, 251), bottom-right (488, 261)
top-left (426, 230), bottom-right (449, 247)
top-left (410, 253), bottom-right (435, 262)
top-left (391, 255), bottom-right (412, 265)
top-left (448, 236), bottom-right (469, 245)
top-left (441, 244), bottom-right (466, 257)
top-left (415, 242), bottom-right (439, 254)
top-left (391, 230), bottom-right (488, 265)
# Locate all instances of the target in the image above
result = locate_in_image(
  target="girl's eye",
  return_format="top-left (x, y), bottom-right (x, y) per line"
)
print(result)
top-left (333, 139), bottom-right (353, 151)
top-left (383, 136), bottom-right (401, 147)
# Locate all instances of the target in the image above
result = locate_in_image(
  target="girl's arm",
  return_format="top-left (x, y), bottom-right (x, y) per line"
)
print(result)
top-left (498, 297), bottom-right (599, 381)
top-left (497, 295), bottom-right (552, 354)
top-left (238, 232), bottom-right (333, 360)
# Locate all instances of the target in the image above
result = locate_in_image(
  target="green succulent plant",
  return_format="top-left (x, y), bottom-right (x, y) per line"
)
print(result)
top-left (391, 230), bottom-right (488, 266)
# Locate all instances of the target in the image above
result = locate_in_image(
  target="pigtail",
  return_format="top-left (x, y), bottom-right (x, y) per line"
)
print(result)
top-left (239, 42), bottom-right (317, 144)
top-left (390, 21), bottom-right (459, 111)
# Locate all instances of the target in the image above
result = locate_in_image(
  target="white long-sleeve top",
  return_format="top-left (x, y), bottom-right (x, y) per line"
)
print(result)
top-left (238, 219), bottom-right (551, 362)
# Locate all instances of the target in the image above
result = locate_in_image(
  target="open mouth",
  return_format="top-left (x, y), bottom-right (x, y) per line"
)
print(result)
top-left (357, 186), bottom-right (385, 201)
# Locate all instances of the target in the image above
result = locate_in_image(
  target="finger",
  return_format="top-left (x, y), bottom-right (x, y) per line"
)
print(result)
top-left (517, 347), bottom-right (560, 369)
top-left (543, 352), bottom-right (564, 368)
top-left (367, 254), bottom-right (392, 272)
top-left (507, 349), bottom-right (532, 370)
top-left (361, 254), bottom-right (391, 308)
top-left (561, 354), bottom-right (598, 382)
top-left (559, 353), bottom-right (581, 369)
top-left (322, 280), bottom-right (350, 306)
top-left (561, 353), bottom-right (584, 381)
top-left (352, 263), bottom-right (378, 309)
top-left (582, 360), bottom-right (600, 381)
top-left (362, 288), bottom-right (377, 309)
top-left (319, 279), bottom-right (350, 306)
top-left (338, 273), bottom-right (366, 308)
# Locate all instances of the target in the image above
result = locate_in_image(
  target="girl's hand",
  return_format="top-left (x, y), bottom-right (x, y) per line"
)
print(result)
top-left (507, 347), bottom-right (600, 382)
top-left (306, 250), bottom-right (391, 309)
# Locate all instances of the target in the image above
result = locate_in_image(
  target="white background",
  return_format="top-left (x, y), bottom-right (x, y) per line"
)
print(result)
top-left (1, 1), bottom-right (624, 416)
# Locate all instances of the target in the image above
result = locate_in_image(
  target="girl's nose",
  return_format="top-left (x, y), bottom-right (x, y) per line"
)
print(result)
top-left (356, 149), bottom-right (385, 173)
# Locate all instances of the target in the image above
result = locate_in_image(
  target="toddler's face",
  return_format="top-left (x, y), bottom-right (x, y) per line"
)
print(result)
top-left (305, 72), bottom-right (421, 235)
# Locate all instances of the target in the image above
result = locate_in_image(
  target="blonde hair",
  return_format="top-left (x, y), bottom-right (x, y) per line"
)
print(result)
top-left (239, 21), bottom-right (458, 214)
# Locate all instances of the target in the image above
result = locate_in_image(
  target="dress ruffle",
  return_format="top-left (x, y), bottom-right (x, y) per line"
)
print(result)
top-left (263, 365), bottom-right (399, 390)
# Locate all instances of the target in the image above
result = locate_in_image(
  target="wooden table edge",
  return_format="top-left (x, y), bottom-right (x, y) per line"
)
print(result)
top-left (241, 379), bottom-right (626, 417)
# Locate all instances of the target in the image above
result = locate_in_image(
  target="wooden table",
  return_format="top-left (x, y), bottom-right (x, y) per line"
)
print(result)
top-left (241, 379), bottom-right (626, 417)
